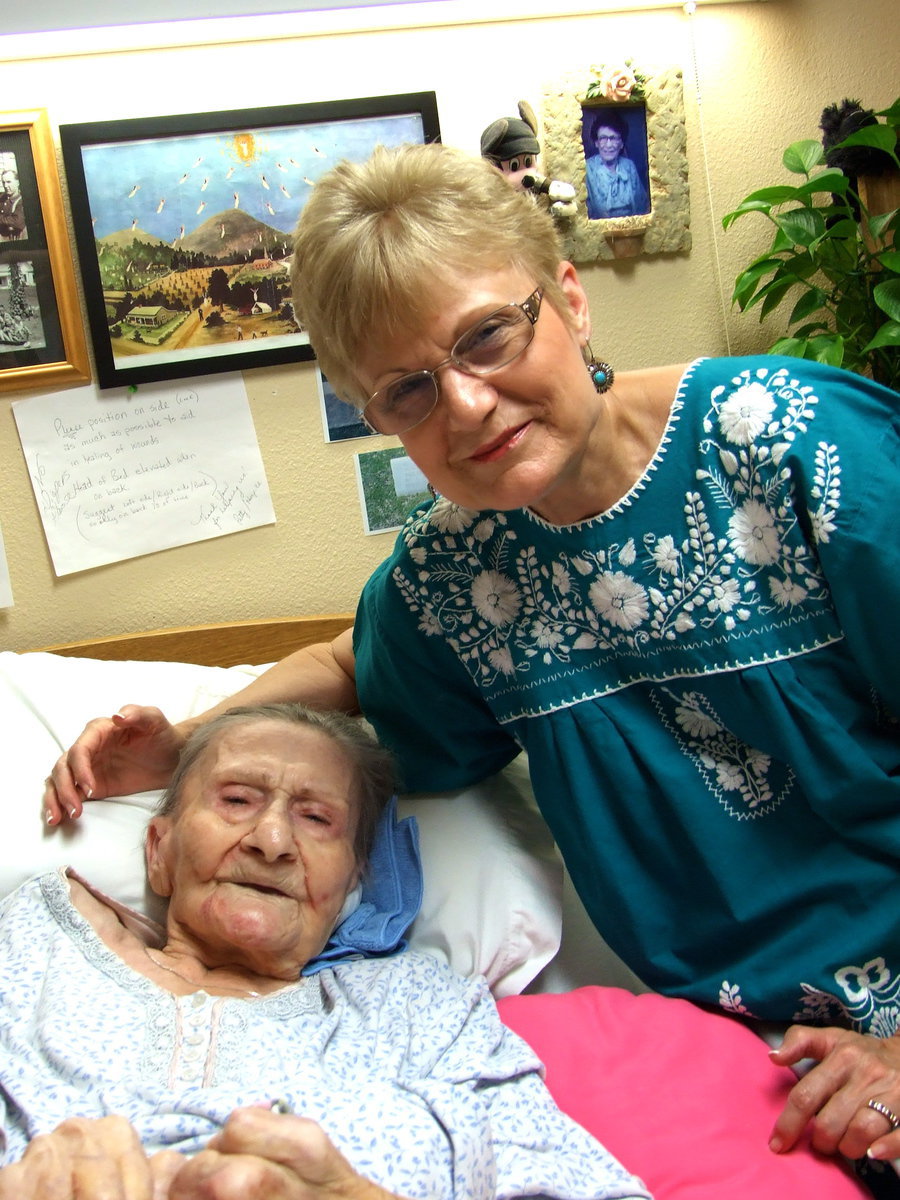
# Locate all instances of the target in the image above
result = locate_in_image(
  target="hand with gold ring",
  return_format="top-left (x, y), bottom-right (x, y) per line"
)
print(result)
top-left (768, 1024), bottom-right (900, 1162)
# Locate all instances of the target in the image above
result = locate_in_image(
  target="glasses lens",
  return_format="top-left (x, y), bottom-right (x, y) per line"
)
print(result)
top-left (454, 305), bottom-right (534, 373)
top-left (366, 371), bottom-right (438, 434)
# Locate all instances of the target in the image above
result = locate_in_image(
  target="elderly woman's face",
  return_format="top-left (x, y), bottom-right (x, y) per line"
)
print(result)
top-left (146, 720), bottom-right (360, 975)
top-left (356, 262), bottom-right (603, 526)
top-left (594, 126), bottom-right (624, 164)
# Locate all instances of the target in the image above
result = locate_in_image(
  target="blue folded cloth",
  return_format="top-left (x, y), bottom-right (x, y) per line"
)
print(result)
top-left (302, 797), bottom-right (422, 975)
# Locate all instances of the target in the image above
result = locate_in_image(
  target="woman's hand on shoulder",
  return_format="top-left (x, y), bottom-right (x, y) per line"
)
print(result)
top-left (167, 1107), bottom-right (405, 1200)
top-left (43, 705), bottom-right (187, 826)
top-left (769, 1023), bottom-right (900, 1162)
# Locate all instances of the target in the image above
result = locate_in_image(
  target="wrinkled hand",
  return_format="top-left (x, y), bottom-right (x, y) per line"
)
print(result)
top-left (770, 1025), bottom-right (900, 1161)
top-left (43, 705), bottom-right (186, 826)
top-left (0, 1114), bottom-right (183, 1199)
top-left (168, 1108), bottom-right (400, 1200)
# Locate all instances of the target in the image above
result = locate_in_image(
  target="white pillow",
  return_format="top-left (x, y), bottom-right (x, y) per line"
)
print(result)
top-left (0, 650), bottom-right (561, 996)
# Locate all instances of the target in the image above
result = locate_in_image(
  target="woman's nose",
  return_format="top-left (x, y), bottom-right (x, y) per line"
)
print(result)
top-left (243, 805), bottom-right (296, 862)
top-left (438, 366), bottom-right (499, 430)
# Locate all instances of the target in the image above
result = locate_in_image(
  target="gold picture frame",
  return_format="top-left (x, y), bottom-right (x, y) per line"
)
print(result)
top-left (540, 67), bottom-right (691, 261)
top-left (0, 109), bottom-right (90, 392)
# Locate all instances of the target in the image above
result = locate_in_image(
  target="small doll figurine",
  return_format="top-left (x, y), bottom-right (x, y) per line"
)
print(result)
top-left (480, 100), bottom-right (577, 219)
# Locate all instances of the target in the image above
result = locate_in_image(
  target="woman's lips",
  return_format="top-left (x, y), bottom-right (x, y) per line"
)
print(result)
top-left (469, 421), bottom-right (531, 464)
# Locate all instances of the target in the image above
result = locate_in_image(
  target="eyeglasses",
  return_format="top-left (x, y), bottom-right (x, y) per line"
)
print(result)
top-left (596, 135), bottom-right (623, 145)
top-left (362, 287), bottom-right (543, 435)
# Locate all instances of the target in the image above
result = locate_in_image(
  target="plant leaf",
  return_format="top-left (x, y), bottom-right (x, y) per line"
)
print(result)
top-left (875, 99), bottom-right (900, 125)
top-left (805, 334), bottom-right (845, 366)
top-left (770, 336), bottom-right (812, 358)
top-left (792, 320), bottom-right (831, 338)
top-left (837, 126), bottom-right (900, 169)
top-left (731, 257), bottom-right (784, 307)
top-left (878, 250), bottom-right (900, 274)
top-left (758, 277), bottom-right (798, 318)
top-left (789, 288), bottom-right (827, 323)
top-left (721, 199), bottom-right (774, 229)
top-left (873, 278), bottom-right (900, 321)
top-left (795, 170), bottom-right (850, 196)
top-left (782, 140), bottom-right (825, 175)
top-left (863, 320), bottom-right (900, 351)
top-left (775, 207), bottom-right (826, 246)
top-left (868, 209), bottom-right (900, 240)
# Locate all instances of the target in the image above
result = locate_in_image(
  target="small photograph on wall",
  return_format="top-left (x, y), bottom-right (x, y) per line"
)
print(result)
top-left (0, 152), bottom-right (28, 242)
top-left (354, 445), bottom-right (430, 535)
top-left (581, 104), bottom-right (651, 221)
top-left (318, 368), bottom-right (372, 442)
top-left (0, 259), bottom-right (47, 349)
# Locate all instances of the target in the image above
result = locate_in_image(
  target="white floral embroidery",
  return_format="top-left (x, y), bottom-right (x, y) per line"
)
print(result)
top-left (652, 686), bottom-right (791, 819)
top-left (717, 381), bottom-right (776, 445)
top-left (651, 535), bottom-right (680, 574)
top-left (471, 570), bottom-right (522, 626)
top-left (429, 498), bottom-right (478, 533)
top-left (809, 442), bottom-right (841, 545)
top-left (719, 980), bottom-right (754, 1016)
top-left (769, 577), bottom-right (808, 607)
top-left (793, 957), bottom-right (900, 1035)
top-left (588, 571), bottom-right (650, 630)
top-left (728, 499), bottom-right (781, 566)
top-left (392, 364), bottom-right (841, 694)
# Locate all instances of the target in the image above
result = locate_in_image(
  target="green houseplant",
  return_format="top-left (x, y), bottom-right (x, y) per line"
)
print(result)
top-left (723, 98), bottom-right (900, 391)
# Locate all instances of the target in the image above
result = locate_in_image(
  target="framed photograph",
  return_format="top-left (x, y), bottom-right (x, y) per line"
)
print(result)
top-left (0, 109), bottom-right (91, 394)
top-left (581, 104), bottom-right (651, 221)
top-left (540, 67), bottom-right (690, 262)
top-left (59, 92), bottom-right (441, 390)
top-left (317, 367), bottom-right (372, 443)
top-left (354, 445), bottom-right (430, 535)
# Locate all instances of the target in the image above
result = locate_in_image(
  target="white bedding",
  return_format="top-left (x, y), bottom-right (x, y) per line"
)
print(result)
top-left (1, 649), bottom-right (566, 995)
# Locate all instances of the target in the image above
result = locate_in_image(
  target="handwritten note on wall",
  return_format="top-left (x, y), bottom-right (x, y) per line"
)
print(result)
top-left (12, 374), bottom-right (275, 577)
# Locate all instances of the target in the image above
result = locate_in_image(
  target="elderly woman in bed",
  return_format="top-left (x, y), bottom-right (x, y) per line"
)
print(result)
top-left (45, 142), bottom-right (900, 1184)
top-left (8, 704), bottom-right (649, 1200)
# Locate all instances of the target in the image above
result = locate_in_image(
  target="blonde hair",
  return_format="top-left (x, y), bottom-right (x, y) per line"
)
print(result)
top-left (291, 142), bottom-right (566, 404)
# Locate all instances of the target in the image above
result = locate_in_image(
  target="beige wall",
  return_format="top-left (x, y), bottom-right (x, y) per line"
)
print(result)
top-left (1, 0), bottom-right (897, 651)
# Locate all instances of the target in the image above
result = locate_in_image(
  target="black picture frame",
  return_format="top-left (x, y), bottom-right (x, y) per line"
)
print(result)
top-left (0, 109), bottom-right (90, 393)
top-left (60, 92), bottom-right (441, 390)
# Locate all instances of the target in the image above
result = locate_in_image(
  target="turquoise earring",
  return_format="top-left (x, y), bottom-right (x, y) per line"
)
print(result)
top-left (585, 343), bottom-right (615, 393)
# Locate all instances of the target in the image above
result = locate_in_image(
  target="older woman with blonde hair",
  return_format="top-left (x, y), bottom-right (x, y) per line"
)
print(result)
top-left (47, 141), bottom-right (900, 1185)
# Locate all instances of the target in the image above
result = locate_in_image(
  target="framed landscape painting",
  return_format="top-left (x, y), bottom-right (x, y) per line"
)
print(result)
top-left (60, 92), bottom-right (441, 389)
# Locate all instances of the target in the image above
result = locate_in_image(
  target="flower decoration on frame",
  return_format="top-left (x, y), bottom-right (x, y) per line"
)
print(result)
top-left (584, 60), bottom-right (648, 106)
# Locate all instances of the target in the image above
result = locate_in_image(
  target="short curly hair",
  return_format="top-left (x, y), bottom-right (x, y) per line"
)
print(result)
top-left (290, 142), bottom-right (566, 405)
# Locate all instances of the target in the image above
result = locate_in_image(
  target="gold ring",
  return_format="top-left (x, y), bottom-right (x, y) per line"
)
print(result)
top-left (867, 1099), bottom-right (900, 1131)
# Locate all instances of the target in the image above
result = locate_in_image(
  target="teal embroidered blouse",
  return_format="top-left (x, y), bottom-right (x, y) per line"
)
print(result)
top-left (354, 356), bottom-right (900, 1032)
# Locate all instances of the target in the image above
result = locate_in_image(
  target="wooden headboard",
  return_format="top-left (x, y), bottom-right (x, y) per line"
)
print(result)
top-left (36, 614), bottom-right (355, 668)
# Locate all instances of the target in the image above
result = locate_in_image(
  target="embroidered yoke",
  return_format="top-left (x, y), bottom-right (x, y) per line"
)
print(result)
top-left (354, 356), bottom-right (900, 1031)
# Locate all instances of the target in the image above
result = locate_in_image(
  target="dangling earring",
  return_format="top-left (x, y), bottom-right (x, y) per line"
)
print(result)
top-left (427, 482), bottom-right (439, 500)
top-left (584, 343), bottom-right (615, 394)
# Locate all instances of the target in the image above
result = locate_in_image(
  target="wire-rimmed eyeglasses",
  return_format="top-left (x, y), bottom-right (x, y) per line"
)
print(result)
top-left (362, 287), bottom-right (543, 435)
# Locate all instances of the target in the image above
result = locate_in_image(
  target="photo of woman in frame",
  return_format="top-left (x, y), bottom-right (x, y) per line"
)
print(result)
top-left (582, 104), bottom-right (651, 221)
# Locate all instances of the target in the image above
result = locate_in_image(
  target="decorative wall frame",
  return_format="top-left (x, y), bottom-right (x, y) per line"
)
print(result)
top-left (0, 109), bottom-right (91, 393)
top-left (59, 92), bottom-right (441, 389)
top-left (540, 66), bottom-right (690, 262)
